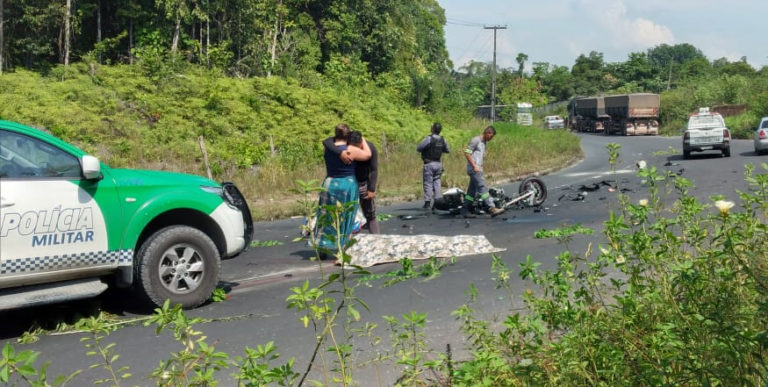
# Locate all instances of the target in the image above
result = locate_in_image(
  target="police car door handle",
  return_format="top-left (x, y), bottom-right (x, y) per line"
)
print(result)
top-left (0, 197), bottom-right (14, 208)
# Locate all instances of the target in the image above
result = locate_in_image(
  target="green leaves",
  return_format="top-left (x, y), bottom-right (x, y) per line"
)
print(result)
top-left (453, 152), bottom-right (768, 385)
top-left (0, 342), bottom-right (79, 386)
top-left (249, 239), bottom-right (283, 247)
top-left (209, 287), bottom-right (229, 303)
top-left (534, 223), bottom-right (594, 239)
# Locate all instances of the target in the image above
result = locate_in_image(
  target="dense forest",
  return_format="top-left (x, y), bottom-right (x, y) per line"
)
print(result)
top-left (3, 1), bottom-right (768, 120)
top-left (2, 0), bottom-right (455, 110)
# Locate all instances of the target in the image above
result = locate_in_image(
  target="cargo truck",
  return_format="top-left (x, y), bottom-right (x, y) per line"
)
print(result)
top-left (604, 93), bottom-right (660, 136)
top-left (568, 96), bottom-right (609, 132)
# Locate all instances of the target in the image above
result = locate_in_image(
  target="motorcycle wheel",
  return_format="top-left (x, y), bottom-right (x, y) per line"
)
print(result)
top-left (519, 177), bottom-right (547, 207)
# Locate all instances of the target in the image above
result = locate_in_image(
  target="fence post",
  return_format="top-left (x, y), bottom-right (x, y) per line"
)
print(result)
top-left (381, 132), bottom-right (388, 159)
top-left (198, 135), bottom-right (213, 180)
top-left (269, 135), bottom-right (276, 156)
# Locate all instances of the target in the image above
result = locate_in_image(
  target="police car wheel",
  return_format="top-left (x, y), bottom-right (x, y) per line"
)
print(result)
top-left (136, 225), bottom-right (221, 309)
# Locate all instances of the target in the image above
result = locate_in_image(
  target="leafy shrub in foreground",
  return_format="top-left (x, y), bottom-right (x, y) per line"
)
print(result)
top-left (452, 145), bottom-right (768, 386)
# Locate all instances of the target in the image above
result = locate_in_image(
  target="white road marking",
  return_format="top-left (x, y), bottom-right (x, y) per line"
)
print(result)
top-left (561, 169), bottom-right (636, 178)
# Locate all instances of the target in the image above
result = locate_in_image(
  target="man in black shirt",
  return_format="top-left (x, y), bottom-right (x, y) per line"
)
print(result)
top-left (323, 131), bottom-right (380, 233)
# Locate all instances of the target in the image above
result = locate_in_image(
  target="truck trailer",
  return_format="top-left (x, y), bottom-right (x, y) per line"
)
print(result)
top-left (568, 96), bottom-right (609, 132)
top-left (604, 93), bottom-right (660, 136)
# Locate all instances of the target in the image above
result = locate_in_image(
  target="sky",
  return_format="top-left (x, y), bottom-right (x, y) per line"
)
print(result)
top-left (438, 0), bottom-right (768, 72)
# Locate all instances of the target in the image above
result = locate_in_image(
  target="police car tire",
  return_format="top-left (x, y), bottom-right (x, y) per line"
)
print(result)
top-left (135, 225), bottom-right (221, 309)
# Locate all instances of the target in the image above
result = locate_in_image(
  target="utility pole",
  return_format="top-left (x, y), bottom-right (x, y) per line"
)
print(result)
top-left (484, 25), bottom-right (506, 123)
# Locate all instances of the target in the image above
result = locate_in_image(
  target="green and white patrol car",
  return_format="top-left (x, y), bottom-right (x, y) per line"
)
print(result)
top-left (0, 120), bottom-right (253, 309)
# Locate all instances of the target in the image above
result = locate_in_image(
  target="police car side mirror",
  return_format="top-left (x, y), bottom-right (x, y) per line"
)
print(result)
top-left (81, 155), bottom-right (102, 180)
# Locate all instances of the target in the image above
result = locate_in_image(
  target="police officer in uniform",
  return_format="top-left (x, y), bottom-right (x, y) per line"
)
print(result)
top-left (416, 123), bottom-right (450, 210)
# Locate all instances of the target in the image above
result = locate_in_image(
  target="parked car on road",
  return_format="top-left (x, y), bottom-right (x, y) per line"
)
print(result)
top-left (0, 120), bottom-right (253, 310)
top-left (682, 107), bottom-right (731, 159)
top-left (543, 115), bottom-right (565, 129)
top-left (753, 117), bottom-right (768, 154)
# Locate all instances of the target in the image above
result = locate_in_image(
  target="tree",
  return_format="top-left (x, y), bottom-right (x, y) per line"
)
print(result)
top-left (646, 43), bottom-right (707, 90)
top-left (498, 76), bottom-right (547, 111)
top-left (713, 57), bottom-right (757, 77)
top-left (0, 0), bottom-right (3, 73)
top-left (515, 52), bottom-right (528, 77)
top-left (538, 64), bottom-right (574, 101)
top-left (114, 0), bottom-right (145, 65)
top-left (64, 0), bottom-right (71, 65)
top-left (571, 51), bottom-right (605, 96)
top-left (156, 0), bottom-right (196, 53)
top-left (647, 43), bottom-right (705, 69)
top-left (677, 56), bottom-right (711, 80)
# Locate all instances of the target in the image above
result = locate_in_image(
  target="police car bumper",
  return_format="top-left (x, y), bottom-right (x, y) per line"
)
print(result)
top-left (211, 202), bottom-right (250, 257)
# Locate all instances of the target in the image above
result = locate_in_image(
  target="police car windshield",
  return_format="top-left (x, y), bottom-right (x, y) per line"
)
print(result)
top-left (688, 114), bottom-right (724, 130)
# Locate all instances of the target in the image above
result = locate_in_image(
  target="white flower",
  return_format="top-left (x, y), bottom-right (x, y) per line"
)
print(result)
top-left (616, 255), bottom-right (626, 264)
top-left (636, 160), bottom-right (647, 169)
top-left (638, 199), bottom-right (648, 207)
top-left (599, 245), bottom-right (610, 255)
top-left (714, 200), bottom-right (735, 216)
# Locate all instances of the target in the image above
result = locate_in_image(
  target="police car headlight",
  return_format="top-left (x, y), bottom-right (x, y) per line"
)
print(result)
top-left (200, 185), bottom-right (225, 198)
top-left (201, 185), bottom-right (240, 209)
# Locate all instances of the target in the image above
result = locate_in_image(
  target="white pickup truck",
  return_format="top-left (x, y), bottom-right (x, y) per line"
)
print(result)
top-left (682, 107), bottom-right (731, 159)
top-left (543, 115), bottom-right (565, 129)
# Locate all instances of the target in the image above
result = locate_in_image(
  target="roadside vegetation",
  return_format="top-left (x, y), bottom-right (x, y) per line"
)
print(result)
top-left (0, 66), bottom-right (581, 220)
top-left (3, 145), bottom-right (767, 385)
top-left (659, 73), bottom-right (768, 137)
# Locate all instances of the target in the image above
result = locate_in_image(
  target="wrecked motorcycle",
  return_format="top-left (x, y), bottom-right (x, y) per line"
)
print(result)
top-left (433, 176), bottom-right (547, 215)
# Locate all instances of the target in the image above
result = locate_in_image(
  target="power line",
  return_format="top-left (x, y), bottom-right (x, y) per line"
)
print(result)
top-left (446, 17), bottom-right (485, 27)
top-left (455, 33), bottom-right (502, 71)
top-left (454, 29), bottom-right (487, 65)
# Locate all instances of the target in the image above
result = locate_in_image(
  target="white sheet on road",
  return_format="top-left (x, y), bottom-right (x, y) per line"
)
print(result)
top-left (343, 234), bottom-right (506, 267)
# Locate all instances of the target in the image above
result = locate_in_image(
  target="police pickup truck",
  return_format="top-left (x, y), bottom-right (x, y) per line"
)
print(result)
top-left (0, 120), bottom-right (253, 310)
top-left (682, 107), bottom-right (731, 159)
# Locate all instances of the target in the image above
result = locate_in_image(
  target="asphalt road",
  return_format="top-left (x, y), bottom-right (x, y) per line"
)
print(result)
top-left (2, 132), bottom-right (762, 386)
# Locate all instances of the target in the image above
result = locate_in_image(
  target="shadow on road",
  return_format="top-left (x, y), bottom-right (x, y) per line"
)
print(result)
top-left (0, 295), bottom-right (126, 340)
top-left (739, 150), bottom-right (765, 157)
top-left (669, 152), bottom-right (726, 161)
top-left (0, 282), bottom-right (253, 340)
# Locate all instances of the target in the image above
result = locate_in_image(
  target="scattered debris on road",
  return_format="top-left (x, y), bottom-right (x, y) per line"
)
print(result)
top-left (398, 214), bottom-right (427, 220)
top-left (557, 178), bottom-right (637, 202)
